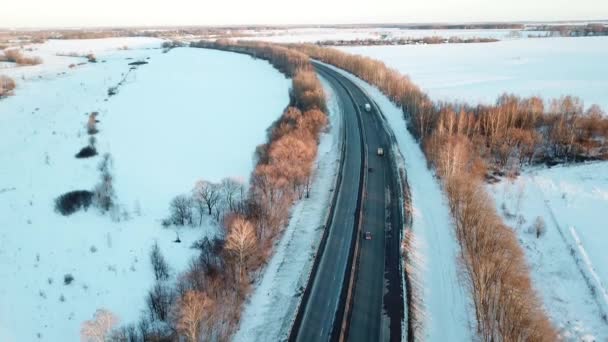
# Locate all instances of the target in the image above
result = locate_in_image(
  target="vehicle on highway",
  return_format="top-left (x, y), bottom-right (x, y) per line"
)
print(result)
top-left (377, 147), bottom-right (384, 156)
top-left (364, 103), bottom-right (372, 112)
top-left (364, 231), bottom-right (372, 240)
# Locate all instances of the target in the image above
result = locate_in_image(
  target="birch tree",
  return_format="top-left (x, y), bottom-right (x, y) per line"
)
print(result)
top-left (225, 217), bottom-right (257, 284)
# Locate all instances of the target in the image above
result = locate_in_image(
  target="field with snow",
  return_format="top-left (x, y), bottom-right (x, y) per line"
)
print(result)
top-left (0, 39), bottom-right (290, 341)
top-left (341, 36), bottom-right (608, 111)
top-left (239, 27), bottom-right (548, 43)
top-left (489, 163), bottom-right (608, 340)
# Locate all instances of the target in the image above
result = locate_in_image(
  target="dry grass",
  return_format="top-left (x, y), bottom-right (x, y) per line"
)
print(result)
top-left (2, 49), bottom-right (43, 66)
top-left (0, 75), bottom-right (16, 97)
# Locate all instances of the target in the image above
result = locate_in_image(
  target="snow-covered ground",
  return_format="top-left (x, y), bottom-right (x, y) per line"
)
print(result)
top-left (234, 75), bottom-right (341, 341)
top-left (2, 38), bottom-right (164, 80)
top-left (340, 36), bottom-right (608, 111)
top-left (323, 63), bottom-right (474, 341)
top-left (239, 27), bottom-right (548, 43)
top-left (0, 41), bottom-right (291, 342)
top-left (489, 163), bottom-right (608, 340)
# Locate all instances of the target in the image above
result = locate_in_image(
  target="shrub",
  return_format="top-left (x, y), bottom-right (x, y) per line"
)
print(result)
top-left (93, 154), bottom-right (115, 212)
top-left (64, 274), bottom-right (74, 285)
top-left (0, 75), bottom-right (16, 97)
top-left (87, 112), bottom-right (99, 135)
top-left (3, 49), bottom-right (42, 65)
top-left (75, 145), bottom-right (97, 158)
top-left (533, 216), bottom-right (547, 238)
top-left (150, 242), bottom-right (170, 281)
top-left (54, 190), bottom-right (94, 215)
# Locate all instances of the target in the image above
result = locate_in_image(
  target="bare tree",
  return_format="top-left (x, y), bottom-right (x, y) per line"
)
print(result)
top-left (150, 242), bottom-right (170, 281)
top-left (193, 180), bottom-right (221, 217)
top-left (80, 308), bottom-right (119, 342)
top-left (146, 282), bottom-right (174, 322)
top-left (225, 216), bottom-right (257, 284)
top-left (221, 178), bottom-right (244, 212)
top-left (176, 290), bottom-right (214, 342)
top-left (169, 195), bottom-right (193, 226)
top-left (109, 323), bottom-right (139, 342)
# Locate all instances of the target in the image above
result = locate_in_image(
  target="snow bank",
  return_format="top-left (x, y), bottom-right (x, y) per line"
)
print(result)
top-left (489, 162), bottom-right (608, 340)
top-left (0, 46), bottom-right (290, 342)
top-left (234, 75), bottom-right (342, 341)
top-left (340, 36), bottom-right (608, 111)
top-left (322, 63), bottom-right (473, 341)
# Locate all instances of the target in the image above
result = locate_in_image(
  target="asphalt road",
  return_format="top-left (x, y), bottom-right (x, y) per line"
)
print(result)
top-left (340, 69), bottom-right (404, 342)
top-left (291, 62), bottom-right (404, 342)
top-left (293, 63), bottom-right (363, 342)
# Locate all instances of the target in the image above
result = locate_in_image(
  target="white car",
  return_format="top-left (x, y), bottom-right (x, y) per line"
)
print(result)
top-left (364, 103), bottom-right (372, 112)
top-left (377, 147), bottom-right (384, 156)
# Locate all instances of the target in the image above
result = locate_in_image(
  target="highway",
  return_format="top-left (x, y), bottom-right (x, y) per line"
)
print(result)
top-left (290, 62), bottom-right (404, 342)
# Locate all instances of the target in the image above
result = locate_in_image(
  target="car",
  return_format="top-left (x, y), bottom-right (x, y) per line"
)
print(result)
top-left (377, 147), bottom-right (384, 156)
top-left (364, 231), bottom-right (372, 240)
top-left (364, 103), bottom-right (372, 112)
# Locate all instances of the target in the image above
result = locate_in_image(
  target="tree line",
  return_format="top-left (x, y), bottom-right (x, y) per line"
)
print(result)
top-left (109, 40), bottom-right (328, 341)
top-left (290, 43), bottom-right (563, 340)
top-left (315, 36), bottom-right (499, 47)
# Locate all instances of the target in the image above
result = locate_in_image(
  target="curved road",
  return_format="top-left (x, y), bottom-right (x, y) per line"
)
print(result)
top-left (290, 62), bottom-right (404, 342)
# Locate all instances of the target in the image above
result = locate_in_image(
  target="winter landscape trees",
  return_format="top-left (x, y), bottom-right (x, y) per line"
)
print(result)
top-left (291, 43), bottom-right (562, 340)
top-left (109, 40), bottom-right (328, 341)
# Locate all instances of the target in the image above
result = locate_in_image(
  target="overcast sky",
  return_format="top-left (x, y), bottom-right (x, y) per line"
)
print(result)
top-left (2, 0), bottom-right (608, 28)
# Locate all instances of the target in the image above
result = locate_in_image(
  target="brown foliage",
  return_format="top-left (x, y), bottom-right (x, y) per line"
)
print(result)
top-left (446, 175), bottom-right (555, 341)
top-left (0, 75), bottom-right (16, 97)
top-left (2, 49), bottom-right (43, 65)
top-left (176, 290), bottom-right (214, 342)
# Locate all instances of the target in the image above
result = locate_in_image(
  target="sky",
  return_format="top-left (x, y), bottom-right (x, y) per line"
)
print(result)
top-left (1, 0), bottom-right (608, 28)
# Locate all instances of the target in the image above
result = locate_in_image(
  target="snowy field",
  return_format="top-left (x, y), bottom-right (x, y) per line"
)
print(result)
top-left (234, 75), bottom-right (341, 341)
top-left (239, 27), bottom-right (547, 43)
top-left (2, 38), bottom-right (163, 80)
top-left (489, 163), bottom-right (608, 340)
top-left (340, 36), bottom-right (608, 111)
top-left (323, 63), bottom-right (474, 341)
top-left (0, 40), bottom-right (290, 341)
